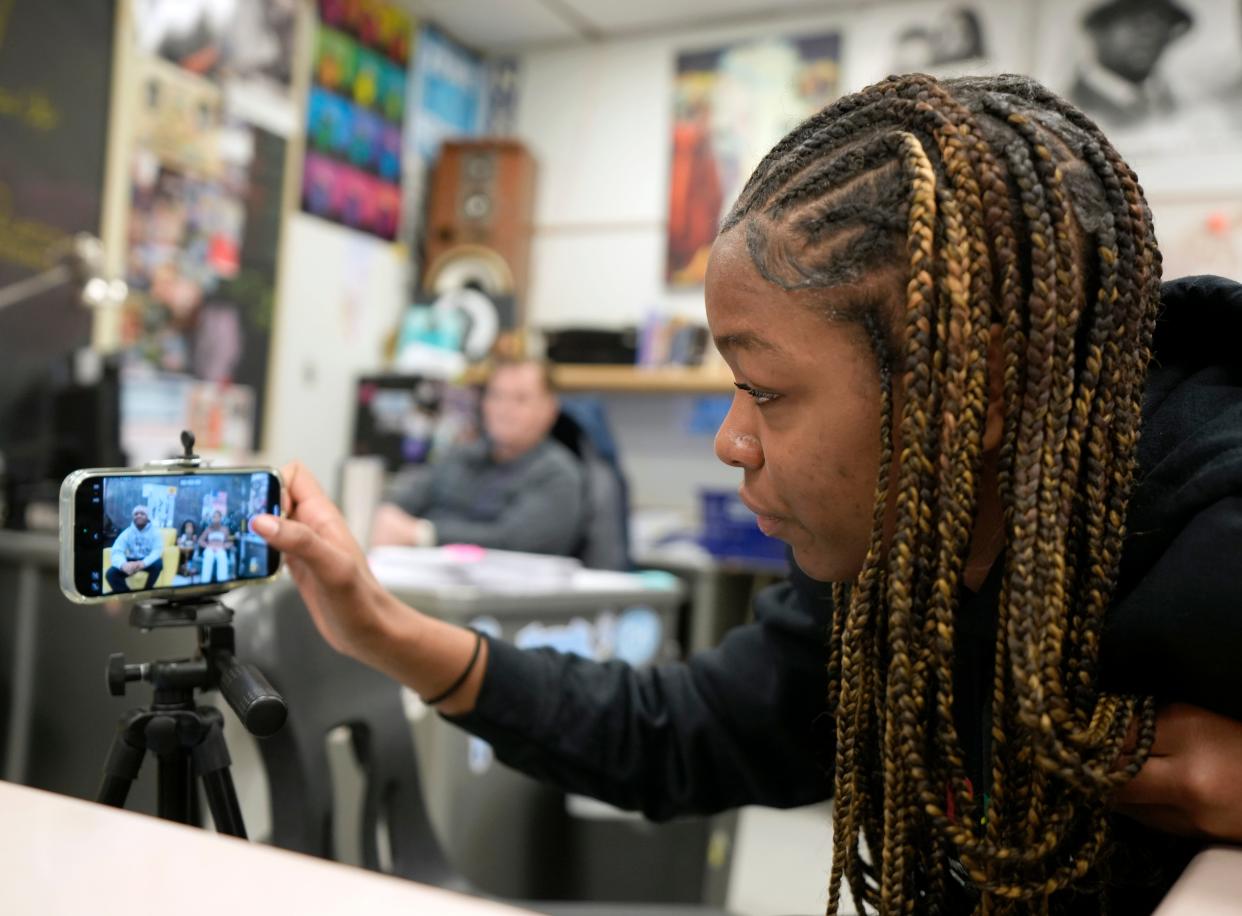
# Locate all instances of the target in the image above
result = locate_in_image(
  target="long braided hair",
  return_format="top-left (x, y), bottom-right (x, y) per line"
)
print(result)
top-left (720, 74), bottom-right (1162, 913)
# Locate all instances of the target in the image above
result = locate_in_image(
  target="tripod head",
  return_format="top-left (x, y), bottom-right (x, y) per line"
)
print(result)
top-left (109, 596), bottom-right (287, 738)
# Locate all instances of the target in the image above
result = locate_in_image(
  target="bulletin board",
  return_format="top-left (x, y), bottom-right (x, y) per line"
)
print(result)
top-left (0, 0), bottom-right (115, 414)
top-left (117, 0), bottom-right (302, 459)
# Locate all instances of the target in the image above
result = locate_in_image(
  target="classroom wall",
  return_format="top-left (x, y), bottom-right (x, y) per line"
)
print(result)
top-left (506, 0), bottom-right (1242, 516)
top-left (264, 213), bottom-right (408, 488)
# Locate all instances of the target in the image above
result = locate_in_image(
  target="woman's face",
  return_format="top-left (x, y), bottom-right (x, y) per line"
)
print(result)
top-left (706, 227), bottom-right (896, 582)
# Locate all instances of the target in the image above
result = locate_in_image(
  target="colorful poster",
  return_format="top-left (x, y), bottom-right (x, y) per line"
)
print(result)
top-left (301, 0), bottom-right (412, 240)
top-left (666, 33), bottom-right (842, 286)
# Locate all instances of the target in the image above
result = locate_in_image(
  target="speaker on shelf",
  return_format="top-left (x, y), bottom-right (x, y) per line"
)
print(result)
top-left (422, 139), bottom-right (536, 332)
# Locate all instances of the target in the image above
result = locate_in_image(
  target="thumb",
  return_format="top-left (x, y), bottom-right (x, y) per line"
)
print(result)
top-left (251, 514), bottom-right (355, 582)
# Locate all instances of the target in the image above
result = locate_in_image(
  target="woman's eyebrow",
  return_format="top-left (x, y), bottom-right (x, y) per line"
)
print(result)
top-left (714, 330), bottom-right (786, 356)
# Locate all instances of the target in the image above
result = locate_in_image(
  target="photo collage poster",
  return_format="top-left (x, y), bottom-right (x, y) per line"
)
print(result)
top-left (302, 0), bottom-right (412, 241)
top-left (667, 32), bottom-right (842, 286)
top-left (124, 0), bottom-right (299, 457)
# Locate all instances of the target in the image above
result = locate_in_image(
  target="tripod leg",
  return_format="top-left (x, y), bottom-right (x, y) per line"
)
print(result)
top-left (145, 714), bottom-right (194, 824)
top-left (98, 718), bottom-right (146, 808)
top-left (157, 751), bottom-right (194, 823)
top-left (194, 710), bottom-right (247, 839)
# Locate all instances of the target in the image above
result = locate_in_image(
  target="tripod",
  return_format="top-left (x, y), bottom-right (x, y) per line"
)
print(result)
top-left (97, 597), bottom-right (287, 837)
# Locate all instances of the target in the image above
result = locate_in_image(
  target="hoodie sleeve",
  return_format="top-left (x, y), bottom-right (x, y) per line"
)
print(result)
top-left (1102, 495), bottom-right (1242, 721)
top-left (444, 565), bottom-right (836, 821)
top-left (110, 528), bottom-right (131, 567)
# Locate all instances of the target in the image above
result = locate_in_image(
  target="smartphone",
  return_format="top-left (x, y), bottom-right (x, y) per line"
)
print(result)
top-left (59, 466), bottom-right (282, 604)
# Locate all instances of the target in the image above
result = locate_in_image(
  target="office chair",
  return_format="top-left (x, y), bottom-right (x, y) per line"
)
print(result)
top-left (551, 397), bottom-right (631, 571)
top-left (230, 580), bottom-right (734, 915)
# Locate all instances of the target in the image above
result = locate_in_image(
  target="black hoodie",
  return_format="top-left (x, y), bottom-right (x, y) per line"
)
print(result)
top-left (448, 275), bottom-right (1242, 834)
top-left (1102, 275), bottom-right (1242, 717)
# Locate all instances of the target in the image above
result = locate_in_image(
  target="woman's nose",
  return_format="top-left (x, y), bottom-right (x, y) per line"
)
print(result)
top-left (714, 403), bottom-right (763, 470)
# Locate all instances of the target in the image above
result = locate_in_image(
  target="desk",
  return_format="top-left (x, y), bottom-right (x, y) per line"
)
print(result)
top-left (1153, 847), bottom-right (1242, 915)
top-left (0, 780), bottom-right (536, 915)
top-left (632, 542), bottom-right (786, 654)
top-left (370, 548), bottom-right (730, 907)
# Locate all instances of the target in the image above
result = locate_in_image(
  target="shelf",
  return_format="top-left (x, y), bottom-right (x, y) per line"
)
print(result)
top-left (551, 364), bottom-right (733, 394)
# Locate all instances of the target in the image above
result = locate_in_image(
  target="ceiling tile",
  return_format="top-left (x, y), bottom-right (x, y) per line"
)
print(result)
top-left (409, 0), bottom-right (580, 51)
top-left (559, 0), bottom-right (842, 34)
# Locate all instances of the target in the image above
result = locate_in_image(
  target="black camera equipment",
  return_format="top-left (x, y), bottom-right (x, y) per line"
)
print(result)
top-left (96, 431), bottom-right (287, 837)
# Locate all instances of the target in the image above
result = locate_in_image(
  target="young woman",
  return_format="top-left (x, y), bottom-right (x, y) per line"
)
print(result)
top-left (175, 519), bottom-right (197, 577)
top-left (198, 510), bottom-right (233, 584)
top-left (251, 73), bottom-right (1242, 913)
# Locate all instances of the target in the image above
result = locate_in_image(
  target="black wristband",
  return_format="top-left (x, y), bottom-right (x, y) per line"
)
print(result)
top-left (423, 628), bottom-right (484, 706)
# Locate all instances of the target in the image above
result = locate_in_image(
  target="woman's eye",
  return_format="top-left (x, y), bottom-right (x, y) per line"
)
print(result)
top-left (735, 382), bottom-right (780, 406)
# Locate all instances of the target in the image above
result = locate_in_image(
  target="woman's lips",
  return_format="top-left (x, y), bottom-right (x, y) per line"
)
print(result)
top-left (740, 492), bottom-right (786, 536)
top-left (754, 513), bottom-right (784, 537)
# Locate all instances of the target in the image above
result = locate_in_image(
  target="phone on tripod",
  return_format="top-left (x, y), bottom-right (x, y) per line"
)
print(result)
top-left (59, 465), bottom-right (282, 604)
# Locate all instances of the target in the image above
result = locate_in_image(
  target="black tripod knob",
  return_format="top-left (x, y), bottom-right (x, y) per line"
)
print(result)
top-left (107, 653), bottom-right (144, 697)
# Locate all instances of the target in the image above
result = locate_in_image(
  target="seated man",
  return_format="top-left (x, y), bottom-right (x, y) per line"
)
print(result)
top-left (105, 504), bottom-right (164, 593)
top-left (198, 510), bottom-right (234, 584)
top-left (371, 358), bottom-right (585, 555)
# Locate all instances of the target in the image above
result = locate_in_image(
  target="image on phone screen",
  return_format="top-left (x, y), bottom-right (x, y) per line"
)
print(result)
top-left (72, 471), bottom-right (281, 598)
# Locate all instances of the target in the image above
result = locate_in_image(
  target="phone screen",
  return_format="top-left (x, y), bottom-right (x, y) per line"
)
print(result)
top-left (72, 471), bottom-right (281, 599)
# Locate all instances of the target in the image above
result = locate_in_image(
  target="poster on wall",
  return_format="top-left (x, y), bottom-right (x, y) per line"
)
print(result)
top-left (132, 0), bottom-right (299, 135)
top-left (301, 0), bottom-right (412, 241)
top-left (1034, 0), bottom-right (1242, 156)
top-left (401, 23), bottom-right (487, 256)
top-left (848, 0), bottom-right (1034, 87)
top-left (121, 46), bottom-right (287, 455)
top-left (666, 32), bottom-right (842, 286)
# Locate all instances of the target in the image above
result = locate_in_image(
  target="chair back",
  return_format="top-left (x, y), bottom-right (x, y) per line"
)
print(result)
top-left (550, 398), bottom-right (631, 571)
top-left (230, 579), bottom-right (467, 891)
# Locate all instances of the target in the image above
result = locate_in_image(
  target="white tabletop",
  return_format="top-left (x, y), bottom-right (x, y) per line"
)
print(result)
top-left (1153, 846), bottom-right (1242, 916)
top-left (0, 780), bottom-right (537, 916)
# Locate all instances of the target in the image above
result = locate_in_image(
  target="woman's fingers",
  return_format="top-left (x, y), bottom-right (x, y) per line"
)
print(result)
top-left (251, 513), bottom-right (353, 583)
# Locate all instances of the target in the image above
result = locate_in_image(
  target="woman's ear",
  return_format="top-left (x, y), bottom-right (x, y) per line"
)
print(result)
top-left (982, 323), bottom-right (1005, 453)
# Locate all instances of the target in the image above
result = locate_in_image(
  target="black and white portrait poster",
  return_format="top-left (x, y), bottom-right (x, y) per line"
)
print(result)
top-left (848, 0), bottom-right (1035, 88)
top-left (1035, 0), bottom-right (1242, 154)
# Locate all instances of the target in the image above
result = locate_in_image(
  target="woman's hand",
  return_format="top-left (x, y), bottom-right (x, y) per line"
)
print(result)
top-left (1114, 703), bottom-right (1242, 841)
top-left (250, 461), bottom-right (489, 714)
top-left (250, 461), bottom-right (410, 667)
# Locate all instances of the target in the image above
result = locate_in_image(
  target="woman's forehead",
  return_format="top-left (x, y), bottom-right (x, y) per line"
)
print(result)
top-left (706, 228), bottom-right (903, 345)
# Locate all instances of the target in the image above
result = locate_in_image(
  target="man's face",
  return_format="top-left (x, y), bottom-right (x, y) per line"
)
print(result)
top-left (1094, 12), bottom-right (1181, 83)
top-left (132, 510), bottom-right (149, 529)
top-left (481, 363), bottom-right (558, 458)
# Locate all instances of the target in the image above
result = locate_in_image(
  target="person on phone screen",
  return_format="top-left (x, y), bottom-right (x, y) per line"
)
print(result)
top-left (106, 504), bottom-right (163, 593)
top-left (198, 510), bottom-right (234, 584)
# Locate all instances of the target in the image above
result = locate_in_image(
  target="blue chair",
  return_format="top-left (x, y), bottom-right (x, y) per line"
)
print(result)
top-left (551, 397), bottom-right (631, 571)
